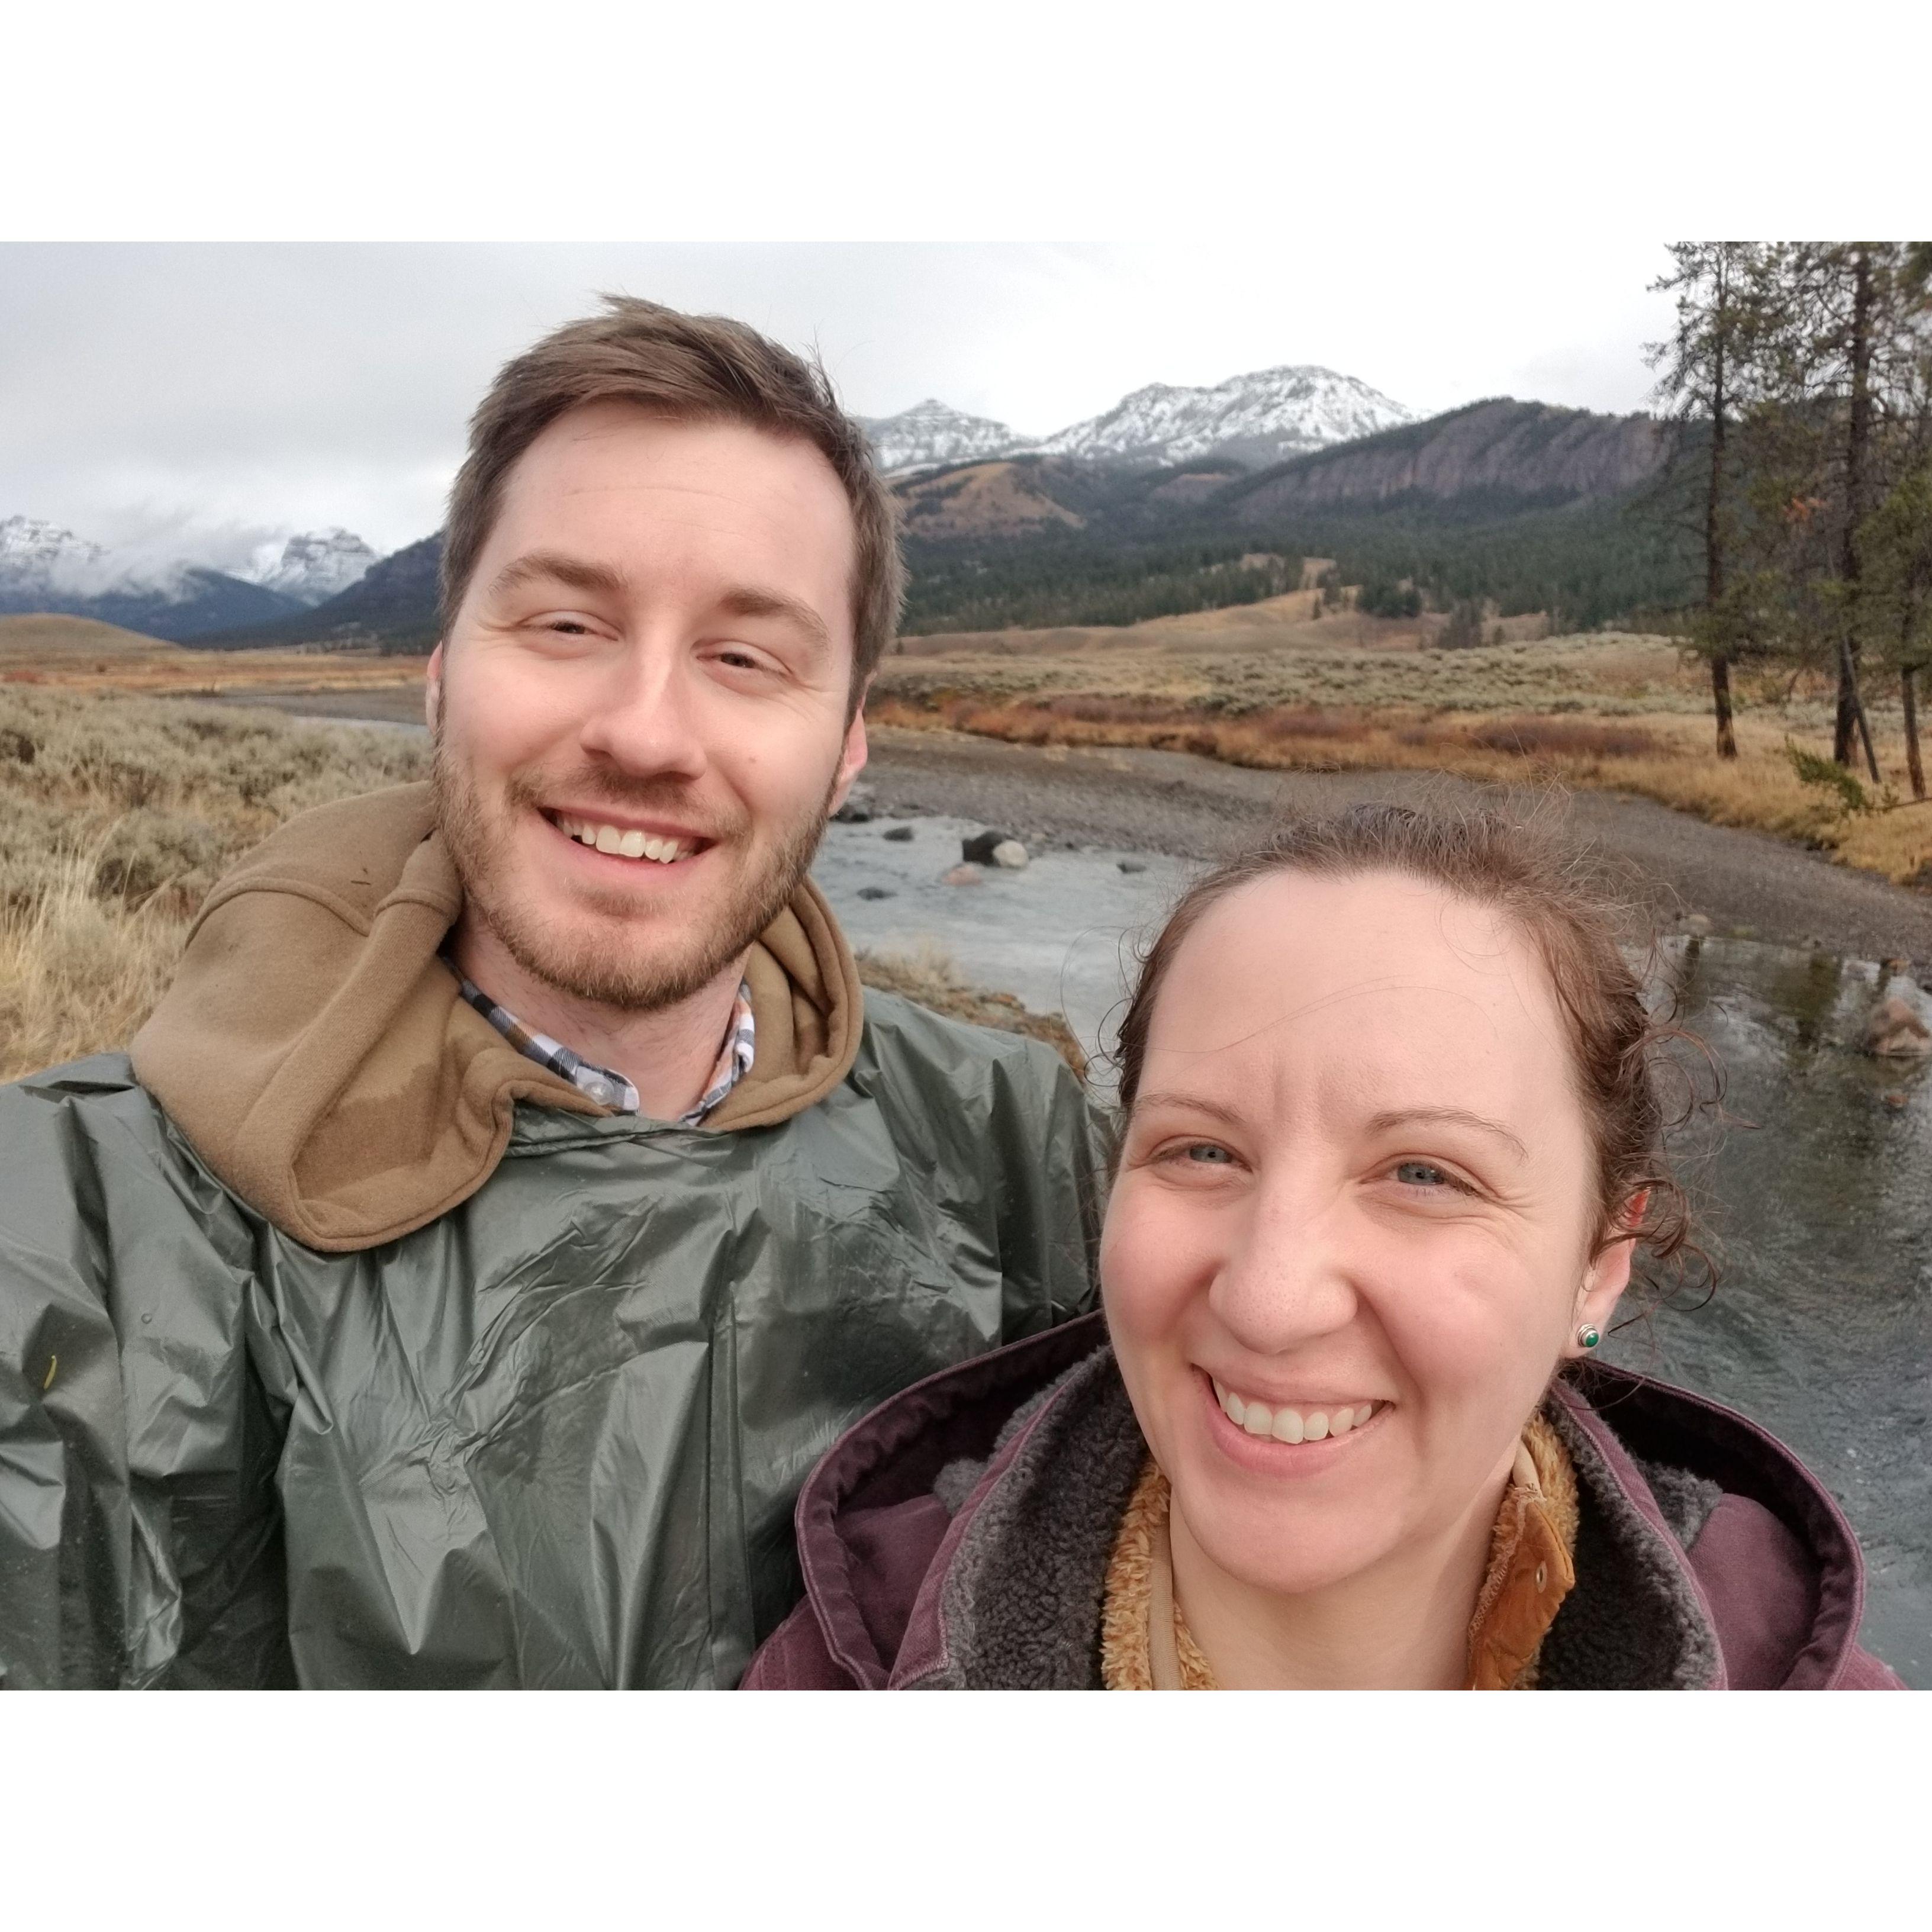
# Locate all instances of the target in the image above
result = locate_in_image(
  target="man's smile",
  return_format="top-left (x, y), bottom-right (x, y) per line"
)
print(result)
top-left (541, 806), bottom-right (713, 865)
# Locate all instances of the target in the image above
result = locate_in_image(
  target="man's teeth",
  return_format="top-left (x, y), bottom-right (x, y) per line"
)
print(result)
top-left (556, 816), bottom-right (689, 864)
top-left (1210, 1379), bottom-right (1379, 1445)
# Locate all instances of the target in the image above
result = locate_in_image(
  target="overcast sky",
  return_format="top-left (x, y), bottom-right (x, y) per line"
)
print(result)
top-left (4, 239), bottom-right (1682, 566)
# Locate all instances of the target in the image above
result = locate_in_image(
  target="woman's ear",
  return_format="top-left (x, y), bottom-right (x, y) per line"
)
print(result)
top-left (1570, 1189), bottom-right (1649, 1356)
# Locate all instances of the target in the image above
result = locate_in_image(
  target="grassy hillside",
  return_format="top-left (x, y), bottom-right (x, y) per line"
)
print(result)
top-left (0, 613), bottom-right (178, 660)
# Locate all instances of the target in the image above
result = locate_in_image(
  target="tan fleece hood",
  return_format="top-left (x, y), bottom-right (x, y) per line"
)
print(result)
top-left (130, 782), bottom-right (864, 1253)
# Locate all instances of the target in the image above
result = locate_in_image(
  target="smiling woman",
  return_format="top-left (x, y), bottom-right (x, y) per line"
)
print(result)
top-left (744, 804), bottom-right (1904, 1690)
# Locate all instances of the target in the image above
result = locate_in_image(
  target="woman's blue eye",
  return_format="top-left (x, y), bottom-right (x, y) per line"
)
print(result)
top-left (1395, 1160), bottom-right (1452, 1187)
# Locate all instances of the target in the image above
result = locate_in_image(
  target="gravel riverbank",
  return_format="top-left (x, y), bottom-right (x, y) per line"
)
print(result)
top-left (862, 726), bottom-right (1932, 976)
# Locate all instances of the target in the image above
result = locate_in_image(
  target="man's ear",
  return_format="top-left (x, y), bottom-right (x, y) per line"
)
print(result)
top-left (1570, 1189), bottom-right (1648, 1357)
top-left (828, 683), bottom-right (871, 813)
top-left (424, 642), bottom-right (445, 736)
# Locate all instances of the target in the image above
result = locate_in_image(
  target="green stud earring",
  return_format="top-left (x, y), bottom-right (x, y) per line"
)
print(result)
top-left (1577, 1324), bottom-right (1601, 1350)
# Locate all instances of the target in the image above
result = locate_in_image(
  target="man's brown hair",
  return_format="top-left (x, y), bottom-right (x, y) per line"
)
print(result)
top-left (440, 295), bottom-right (903, 710)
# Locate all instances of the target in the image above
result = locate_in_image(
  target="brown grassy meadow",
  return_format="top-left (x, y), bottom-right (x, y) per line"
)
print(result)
top-left (872, 598), bottom-right (1932, 890)
top-left (0, 682), bottom-right (430, 1080)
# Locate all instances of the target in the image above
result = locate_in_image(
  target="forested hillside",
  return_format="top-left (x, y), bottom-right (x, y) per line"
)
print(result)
top-left (195, 397), bottom-right (1697, 649)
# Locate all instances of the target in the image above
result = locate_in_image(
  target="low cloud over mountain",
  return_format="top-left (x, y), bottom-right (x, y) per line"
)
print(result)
top-left (0, 514), bottom-right (381, 640)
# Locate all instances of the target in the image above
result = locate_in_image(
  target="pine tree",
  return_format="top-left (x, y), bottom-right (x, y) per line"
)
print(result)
top-left (1647, 243), bottom-right (1770, 758)
top-left (1756, 244), bottom-right (1931, 778)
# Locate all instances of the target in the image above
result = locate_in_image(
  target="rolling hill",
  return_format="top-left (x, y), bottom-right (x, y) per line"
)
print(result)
top-left (0, 613), bottom-right (178, 660)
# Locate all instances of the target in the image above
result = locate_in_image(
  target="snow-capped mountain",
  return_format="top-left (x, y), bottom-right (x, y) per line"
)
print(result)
top-left (244, 527), bottom-right (377, 607)
top-left (861, 368), bottom-right (1418, 478)
top-left (0, 513), bottom-right (305, 640)
top-left (0, 514), bottom-right (108, 592)
top-left (1038, 366), bottom-right (1417, 470)
top-left (857, 400), bottom-right (1033, 475)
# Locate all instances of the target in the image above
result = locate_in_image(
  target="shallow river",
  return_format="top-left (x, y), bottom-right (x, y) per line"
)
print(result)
top-left (814, 816), bottom-right (1932, 1685)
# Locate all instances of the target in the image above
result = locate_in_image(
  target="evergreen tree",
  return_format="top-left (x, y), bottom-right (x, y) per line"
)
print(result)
top-left (1647, 242), bottom-right (1770, 758)
top-left (1753, 243), bottom-right (1931, 777)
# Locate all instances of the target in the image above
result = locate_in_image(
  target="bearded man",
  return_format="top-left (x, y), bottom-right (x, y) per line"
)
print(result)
top-left (0, 300), bottom-right (1103, 1688)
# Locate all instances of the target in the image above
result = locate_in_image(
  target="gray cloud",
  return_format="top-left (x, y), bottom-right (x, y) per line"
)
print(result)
top-left (1, 241), bottom-right (1677, 565)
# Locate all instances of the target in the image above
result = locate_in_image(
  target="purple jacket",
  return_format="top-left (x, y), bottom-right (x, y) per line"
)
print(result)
top-left (743, 1313), bottom-right (1904, 1689)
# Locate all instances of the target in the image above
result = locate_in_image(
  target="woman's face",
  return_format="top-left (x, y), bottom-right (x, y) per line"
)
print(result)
top-left (1102, 869), bottom-right (1635, 1599)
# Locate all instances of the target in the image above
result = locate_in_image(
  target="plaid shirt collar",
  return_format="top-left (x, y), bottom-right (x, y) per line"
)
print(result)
top-left (453, 974), bottom-right (756, 1127)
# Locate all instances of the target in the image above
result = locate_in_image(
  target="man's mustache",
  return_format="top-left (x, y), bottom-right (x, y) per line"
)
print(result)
top-left (502, 767), bottom-right (747, 843)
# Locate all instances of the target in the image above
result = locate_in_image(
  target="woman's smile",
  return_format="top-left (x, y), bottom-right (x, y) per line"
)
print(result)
top-left (1208, 1374), bottom-right (1387, 1444)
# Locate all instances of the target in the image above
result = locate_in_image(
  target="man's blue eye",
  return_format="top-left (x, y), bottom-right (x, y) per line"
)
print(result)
top-left (1396, 1161), bottom-right (1451, 1187)
top-left (1186, 1144), bottom-right (1234, 1164)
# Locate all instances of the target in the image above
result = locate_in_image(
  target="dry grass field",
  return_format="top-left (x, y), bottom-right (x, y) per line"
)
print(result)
top-left (0, 678), bottom-right (1083, 1083)
top-left (873, 598), bottom-right (1932, 889)
top-left (0, 682), bottom-right (429, 1081)
top-left (0, 612), bottom-right (430, 703)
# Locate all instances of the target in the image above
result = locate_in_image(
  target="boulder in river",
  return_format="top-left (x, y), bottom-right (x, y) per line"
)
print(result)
top-left (1861, 995), bottom-right (1932, 1059)
top-left (882, 825), bottom-right (915, 843)
top-left (961, 829), bottom-right (1017, 864)
top-left (941, 863), bottom-right (984, 887)
top-left (856, 886), bottom-right (894, 901)
top-left (990, 839), bottom-right (1029, 870)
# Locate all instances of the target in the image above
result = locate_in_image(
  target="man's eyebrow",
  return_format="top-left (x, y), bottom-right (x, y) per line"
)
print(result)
top-left (1368, 1107), bottom-right (1529, 1160)
top-left (715, 585), bottom-right (832, 653)
top-left (487, 551), bottom-right (631, 600)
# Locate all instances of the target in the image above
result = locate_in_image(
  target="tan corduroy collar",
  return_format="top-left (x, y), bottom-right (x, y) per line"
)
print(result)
top-left (130, 781), bottom-right (865, 1253)
top-left (1100, 1412), bottom-right (1580, 1690)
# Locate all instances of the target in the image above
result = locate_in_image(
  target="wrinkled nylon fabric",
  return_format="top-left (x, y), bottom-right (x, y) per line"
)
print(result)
top-left (0, 997), bottom-right (1105, 1687)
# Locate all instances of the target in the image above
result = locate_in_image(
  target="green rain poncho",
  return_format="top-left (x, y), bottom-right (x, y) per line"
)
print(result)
top-left (0, 786), bottom-right (1105, 1687)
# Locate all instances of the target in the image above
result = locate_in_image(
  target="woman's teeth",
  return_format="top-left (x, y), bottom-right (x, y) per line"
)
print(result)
top-left (1211, 1379), bottom-right (1379, 1445)
top-left (556, 816), bottom-right (690, 864)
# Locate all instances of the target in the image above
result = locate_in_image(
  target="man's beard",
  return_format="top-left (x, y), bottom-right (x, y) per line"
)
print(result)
top-left (433, 732), bottom-right (836, 1013)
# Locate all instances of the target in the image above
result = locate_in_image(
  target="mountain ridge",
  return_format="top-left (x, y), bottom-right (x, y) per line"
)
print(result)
top-left (0, 514), bottom-right (304, 641)
top-left (198, 394), bottom-right (1676, 650)
top-left (860, 362), bottom-right (1416, 476)
top-left (243, 527), bottom-right (378, 607)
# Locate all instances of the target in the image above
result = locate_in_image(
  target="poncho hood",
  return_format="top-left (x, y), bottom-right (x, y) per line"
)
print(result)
top-left (130, 781), bottom-right (863, 1252)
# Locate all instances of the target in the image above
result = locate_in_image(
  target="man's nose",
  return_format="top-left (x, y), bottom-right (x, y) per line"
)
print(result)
top-left (1208, 1171), bottom-right (1361, 1354)
top-left (577, 637), bottom-right (709, 781)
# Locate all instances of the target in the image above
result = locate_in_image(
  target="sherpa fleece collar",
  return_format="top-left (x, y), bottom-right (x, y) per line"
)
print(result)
top-left (888, 1345), bottom-right (1755, 1689)
top-left (130, 781), bottom-right (864, 1252)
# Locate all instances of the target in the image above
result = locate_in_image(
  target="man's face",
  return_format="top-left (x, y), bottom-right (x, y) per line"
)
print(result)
top-left (430, 402), bottom-right (868, 1011)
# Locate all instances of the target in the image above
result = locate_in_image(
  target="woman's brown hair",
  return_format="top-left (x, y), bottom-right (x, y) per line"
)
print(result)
top-left (1113, 804), bottom-right (1712, 1283)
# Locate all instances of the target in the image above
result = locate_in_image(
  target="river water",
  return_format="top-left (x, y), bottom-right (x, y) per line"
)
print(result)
top-left (813, 816), bottom-right (1932, 1685)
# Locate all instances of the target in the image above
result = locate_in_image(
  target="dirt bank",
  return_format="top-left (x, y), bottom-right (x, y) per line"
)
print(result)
top-left (861, 726), bottom-right (1932, 977)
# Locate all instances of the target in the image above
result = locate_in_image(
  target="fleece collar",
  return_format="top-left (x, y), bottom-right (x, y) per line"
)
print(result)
top-left (1098, 1413), bottom-right (1580, 1690)
top-left (880, 1345), bottom-right (1798, 1689)
top-left (130, 781), bottom-right (864, 1252)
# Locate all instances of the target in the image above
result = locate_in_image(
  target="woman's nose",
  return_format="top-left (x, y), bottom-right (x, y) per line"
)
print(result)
top-left (1207, 1177), bottom-right (1360, 1354)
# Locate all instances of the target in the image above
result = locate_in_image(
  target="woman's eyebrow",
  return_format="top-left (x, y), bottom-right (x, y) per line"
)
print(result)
top-left (1367, 1107), bottom-right (1528, 1160)
top-left (1130, 1093), bottom-right (1247, 1130)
